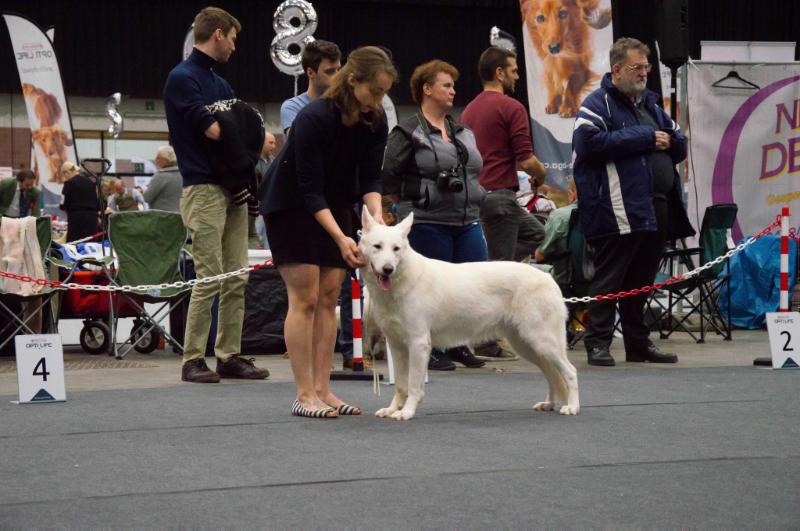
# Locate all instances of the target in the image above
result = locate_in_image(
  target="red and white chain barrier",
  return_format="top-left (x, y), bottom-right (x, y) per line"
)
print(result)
top-left (0, 210), bottom-right (789, 303)
top-left (0, 259), bottom-right (274, 294)
top-left (562, 213), bottom-right (784, 304)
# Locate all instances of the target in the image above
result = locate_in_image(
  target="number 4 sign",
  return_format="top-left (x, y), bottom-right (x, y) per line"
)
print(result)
top-left (766, 312), bottom-right (800, 370)
top-left (14, 334), bottom-right (66, 404)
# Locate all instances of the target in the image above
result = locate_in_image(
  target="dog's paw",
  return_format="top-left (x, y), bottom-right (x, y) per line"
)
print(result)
top-left (532, 401), bottom-right (555, 412)
top-left (559, 405), bottom-right (579, 416)
top-left (559, 106), bottom-right (578, 118)
top-left (375, 407), bottom-right (398, 418)
top-left (390, 409), bottom-right (415, 421)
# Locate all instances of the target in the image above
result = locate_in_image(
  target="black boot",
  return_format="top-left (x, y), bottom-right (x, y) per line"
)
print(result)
top-left (428, 349), bottom-right (456, 371)
top-left (626, 343), bottom-right (678, 363)
top-left (587, 346), bottom-right (615, 367)
top-left (447, 346), bottom-right (485, 368)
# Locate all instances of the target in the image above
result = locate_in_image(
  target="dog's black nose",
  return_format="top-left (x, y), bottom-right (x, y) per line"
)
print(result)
top-left (549, 43), bottom-right (561, 54)
top-left (382, 265), bottom-right (394, 276)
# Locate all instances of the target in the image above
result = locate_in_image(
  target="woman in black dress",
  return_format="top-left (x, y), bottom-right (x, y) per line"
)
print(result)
top-left (59, 161), bottom-right (101, 242)
top-left (260, 47), bottom-right (396, 418)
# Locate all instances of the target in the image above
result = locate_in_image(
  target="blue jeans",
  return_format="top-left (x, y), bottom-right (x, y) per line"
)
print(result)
top-left (408, 222), bottom-right (488, 361)
top-left (408, 222), bottom-right (489, 263)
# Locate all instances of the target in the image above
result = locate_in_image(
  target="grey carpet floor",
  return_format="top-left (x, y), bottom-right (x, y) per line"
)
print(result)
top-left (1, 367), bottom-right (798, 528)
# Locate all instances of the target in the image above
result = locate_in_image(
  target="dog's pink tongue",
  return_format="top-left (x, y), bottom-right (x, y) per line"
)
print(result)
top-left (377, 274), bottom-right (392, 291)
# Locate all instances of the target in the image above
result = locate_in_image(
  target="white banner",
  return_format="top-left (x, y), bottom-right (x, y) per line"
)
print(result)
top-left (520, 0), bottom-right (613, 189)
top-left (3, 13), bottom-right (77, 194)
top-left (687, 63), bottom-right (800, 241)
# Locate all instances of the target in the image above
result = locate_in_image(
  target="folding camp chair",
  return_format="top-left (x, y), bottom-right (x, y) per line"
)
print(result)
top-left (107, 211), bottom-right (190, 359)
top-left (648, 204), bottom-right (738, 343)
top-left (0, 216), bottom-right (58, 350)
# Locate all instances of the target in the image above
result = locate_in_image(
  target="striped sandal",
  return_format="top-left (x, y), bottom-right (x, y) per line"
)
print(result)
top-left (336, 403), bottom-right (362, 416)
top-left (291, 399), bottom-right (338, 419)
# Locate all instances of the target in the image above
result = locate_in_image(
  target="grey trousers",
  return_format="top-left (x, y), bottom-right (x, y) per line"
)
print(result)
top-left (479, 189), bottom-right (545, 261)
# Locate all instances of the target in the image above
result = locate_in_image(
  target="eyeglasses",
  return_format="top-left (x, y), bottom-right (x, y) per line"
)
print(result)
top-left (626, 63), bottom-right (652, 73)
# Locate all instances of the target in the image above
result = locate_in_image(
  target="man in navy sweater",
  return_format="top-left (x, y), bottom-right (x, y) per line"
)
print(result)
top-left (164, 7), bottom-right (268, 383)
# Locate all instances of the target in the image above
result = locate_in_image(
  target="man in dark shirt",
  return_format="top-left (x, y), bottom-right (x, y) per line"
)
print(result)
top-left (461, 47), bottom-right (547, 361)
top-left (164, 7), bottom-right (268, 383)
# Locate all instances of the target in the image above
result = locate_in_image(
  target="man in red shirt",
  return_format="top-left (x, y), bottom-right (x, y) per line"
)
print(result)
top-left (461, 47), bottom-right (547, 361)
top-left (461, 46), bottom-right (546, 263)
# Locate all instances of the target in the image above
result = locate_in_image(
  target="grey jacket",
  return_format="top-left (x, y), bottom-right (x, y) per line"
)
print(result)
top-left (144, 165), bottom-right (183, 212)
top-left (382, 114), bottom-right (485, 226)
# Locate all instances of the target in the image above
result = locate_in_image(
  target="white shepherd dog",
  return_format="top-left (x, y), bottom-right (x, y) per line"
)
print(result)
top-left (359, 210), bottom-right (580, 421)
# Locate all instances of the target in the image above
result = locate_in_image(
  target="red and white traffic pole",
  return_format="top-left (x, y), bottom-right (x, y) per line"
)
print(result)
top-left (779, 206), bottom-right (790, 312)
top-left (755, 206), bottom-right (791, 367)
top-left (351, 270), bottom-right (364, 372)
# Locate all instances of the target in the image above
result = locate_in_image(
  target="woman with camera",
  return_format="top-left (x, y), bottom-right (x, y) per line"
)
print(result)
top-left (381, 59), bottom-right (488, 371)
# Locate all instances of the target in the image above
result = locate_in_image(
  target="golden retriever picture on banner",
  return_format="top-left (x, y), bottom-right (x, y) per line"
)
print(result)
top-left (520, 0), bottom-right (612, 118)
top-left (22, 82), bottom-right (74, 186)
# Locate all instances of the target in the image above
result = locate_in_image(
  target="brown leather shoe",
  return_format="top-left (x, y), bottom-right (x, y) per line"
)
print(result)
top-left (182, 358), bottom-right (220, 383)
top-left (216, 355), bottom-right (269, 379)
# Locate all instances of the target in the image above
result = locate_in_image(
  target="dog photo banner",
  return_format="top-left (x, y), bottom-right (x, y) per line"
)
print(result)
top-left (3, 13), bottom-right (77, 194)
top-left (687, 62), bottom-right (800, 242)
top-left (519, 0), bottom-right (613, 189)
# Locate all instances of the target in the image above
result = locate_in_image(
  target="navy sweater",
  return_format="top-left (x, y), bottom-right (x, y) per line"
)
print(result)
top-left (259, 98), bottom-right (387, 216)
top-left (163, 49), bottom-right (234, 186)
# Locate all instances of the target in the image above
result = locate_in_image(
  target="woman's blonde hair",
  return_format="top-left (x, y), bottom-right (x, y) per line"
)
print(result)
top-left (323, 46), bottom-right (398, 128)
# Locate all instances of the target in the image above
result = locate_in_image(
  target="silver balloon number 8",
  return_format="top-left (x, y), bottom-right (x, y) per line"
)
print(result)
top-left (270, 0), bottom-right (318, 93)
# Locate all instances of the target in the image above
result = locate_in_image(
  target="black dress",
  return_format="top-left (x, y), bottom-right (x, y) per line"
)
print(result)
top-left (261, 99), bottom-right (386, 268)
top-left (61, 173), bottom-right (101, 242)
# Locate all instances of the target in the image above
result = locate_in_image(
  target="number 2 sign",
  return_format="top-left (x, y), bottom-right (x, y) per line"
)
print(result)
top-left (766, 312), bottom-right (800, 370)
top-left (14, 335), bottom-right (66, 404)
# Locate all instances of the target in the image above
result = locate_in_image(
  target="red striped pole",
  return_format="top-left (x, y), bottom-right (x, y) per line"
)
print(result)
top-left (780, 206), bottom-right (790, 312)
top-left (755, 208), bottom-right (790, 367)
top-left (351, 270), bottom-right (364, 371)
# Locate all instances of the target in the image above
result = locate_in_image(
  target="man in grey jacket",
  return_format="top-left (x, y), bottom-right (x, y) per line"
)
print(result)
top-left (144, 146), bottom-right (182, 212)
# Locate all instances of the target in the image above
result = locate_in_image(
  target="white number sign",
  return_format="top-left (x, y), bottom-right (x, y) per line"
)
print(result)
top-left (766, 312), bottom-right (800, 369)
top-left (14, 334), bottom-right (66, 403)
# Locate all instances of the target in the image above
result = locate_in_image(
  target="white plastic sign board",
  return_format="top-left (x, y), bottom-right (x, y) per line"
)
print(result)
top-left (14, 334), bottom-right (66, 403)
top-left (766, 312), bottom-right (800, 369)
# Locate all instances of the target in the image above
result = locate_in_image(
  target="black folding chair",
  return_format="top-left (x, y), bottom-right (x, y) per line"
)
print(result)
top-left (648, 204), bottom-right (738, 343)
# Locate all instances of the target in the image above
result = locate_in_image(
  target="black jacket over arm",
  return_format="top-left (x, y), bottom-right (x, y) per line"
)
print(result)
top-left (206, 99), bottom-right (265, 205)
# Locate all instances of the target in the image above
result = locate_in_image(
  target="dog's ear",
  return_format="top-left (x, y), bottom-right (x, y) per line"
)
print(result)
top-left (398, 212), bottom-right (413, 239)
top-left (361, 205), bottom-right (374, 232)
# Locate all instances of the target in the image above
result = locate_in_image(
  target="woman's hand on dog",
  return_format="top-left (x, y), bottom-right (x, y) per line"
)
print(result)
top-left (338, 236), bottom-right (366, 268)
